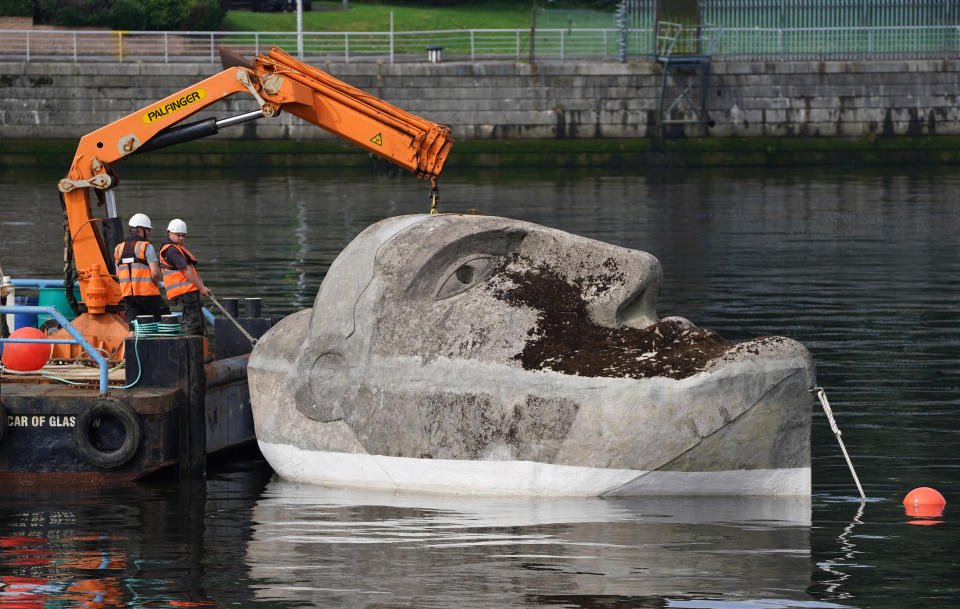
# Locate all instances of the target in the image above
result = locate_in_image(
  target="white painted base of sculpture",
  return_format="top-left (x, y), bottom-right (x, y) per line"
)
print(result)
top-left (259, 441), bottom-right (811, 497)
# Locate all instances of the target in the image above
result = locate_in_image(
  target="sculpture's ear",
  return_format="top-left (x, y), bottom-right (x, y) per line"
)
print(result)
top-left (296, 352), bottom-right (348, 423)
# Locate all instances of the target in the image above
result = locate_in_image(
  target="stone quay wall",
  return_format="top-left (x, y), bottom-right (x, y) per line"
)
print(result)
top-left (2, 58), bottom-right (959, 142)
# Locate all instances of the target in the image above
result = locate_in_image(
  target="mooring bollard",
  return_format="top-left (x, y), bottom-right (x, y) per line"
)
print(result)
top-left (221, 297), bottom-right (239, 318)
top-left (243, 297), bottom-right (262, 318)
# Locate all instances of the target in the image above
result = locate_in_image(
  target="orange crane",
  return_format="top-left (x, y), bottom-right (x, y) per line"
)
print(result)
top-left (52, 47), bottom-right (454, 359)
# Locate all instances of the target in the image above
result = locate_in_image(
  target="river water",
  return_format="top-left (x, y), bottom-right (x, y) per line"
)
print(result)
top-left (1, 164), bottom-right (958, 608)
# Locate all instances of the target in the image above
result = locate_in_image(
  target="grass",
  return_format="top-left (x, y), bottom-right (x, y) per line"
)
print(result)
top-left (222, 1), bottom-right (615, 32)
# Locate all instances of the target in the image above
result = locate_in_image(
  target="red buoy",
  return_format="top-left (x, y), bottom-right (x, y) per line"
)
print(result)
top-left (903, 486), bottom-right (946, 518)
top-left (1, 327), bottom-right (51, 371)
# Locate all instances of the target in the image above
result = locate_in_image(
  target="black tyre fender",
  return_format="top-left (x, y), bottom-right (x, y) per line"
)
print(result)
top-left (0, 402), bottom-right (7, 445)
top-left (73, 398), bottom-right (142, 469)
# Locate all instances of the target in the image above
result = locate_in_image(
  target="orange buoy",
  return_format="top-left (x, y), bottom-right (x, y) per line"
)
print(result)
top-left (903, 486), bottom-right (946, 518)
top-left (1, 327), bottom-right (52, 371)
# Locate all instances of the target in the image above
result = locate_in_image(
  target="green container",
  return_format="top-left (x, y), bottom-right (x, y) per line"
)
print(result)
top-left (38, 286), bottom-right (82, 326)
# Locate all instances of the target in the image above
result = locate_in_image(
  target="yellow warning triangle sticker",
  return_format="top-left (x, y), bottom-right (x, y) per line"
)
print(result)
top-left (370, 133), bottom-right (383, 146)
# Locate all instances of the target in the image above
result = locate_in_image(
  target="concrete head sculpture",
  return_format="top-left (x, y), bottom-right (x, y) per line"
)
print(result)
top-left (249, 214), bottom-right (814, 496)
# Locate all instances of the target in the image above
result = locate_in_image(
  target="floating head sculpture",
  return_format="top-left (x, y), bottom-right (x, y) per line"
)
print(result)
top-left (249, 214), bottom-right (814, 496)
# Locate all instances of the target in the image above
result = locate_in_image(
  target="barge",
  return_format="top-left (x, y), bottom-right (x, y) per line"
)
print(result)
top-left (1, 287), bottom-right (273, 485)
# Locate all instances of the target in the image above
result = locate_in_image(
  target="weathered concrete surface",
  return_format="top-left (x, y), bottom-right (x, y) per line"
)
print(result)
top-left (1, 58), bottom-right (958, 140)
top-left (248, 214), bottom-right (815, 496)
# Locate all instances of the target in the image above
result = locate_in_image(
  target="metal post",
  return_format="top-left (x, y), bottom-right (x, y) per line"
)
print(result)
top-left (73, 32), bottom-right (77, 63)
top-left (529, 0), bottom-right (537, 65)
top-left (164, 32), bottom-right (168, 63)
top-left (345, 33), bottom-right (349, 63)
top-left (617, 0), bottom-right (626, 61)
top-left (255, 32), bottom-right (259, 56)
top-left (471, 30), bottom-right (475, 60)
top-left (209, 32), bottom-right (214, 63)
top-left (26, 30), bottom-right (30, 62)
top-left (297, 0), bottom-right (303, 60)
top-left (390, 12), bottom-right (394, 63)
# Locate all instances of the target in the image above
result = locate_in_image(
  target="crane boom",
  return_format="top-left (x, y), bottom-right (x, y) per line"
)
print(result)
top-left (57, 47), bottom-right (454, 313)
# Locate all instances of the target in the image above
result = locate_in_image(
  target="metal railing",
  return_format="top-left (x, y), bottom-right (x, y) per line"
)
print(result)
top-left (0, 25), bottom-right (958, 63)
top-left (712, 24), bottom-right (960, 60)
top-left (0, 28), bottom-right (628, 64)
top-left (0, 304), bottom-right (110, 394)
top-left (701, 0), bottom-right (959, 31)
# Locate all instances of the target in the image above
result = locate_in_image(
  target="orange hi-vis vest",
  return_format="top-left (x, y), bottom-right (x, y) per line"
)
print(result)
top-left (159, 242), bottom-right (200, 299)
top-left (113, 237), bottom-right (160, 297)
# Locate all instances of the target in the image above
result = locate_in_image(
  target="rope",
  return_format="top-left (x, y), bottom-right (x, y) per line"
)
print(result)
top-left (135, 321), bottom-right (185, 337)
top-left (811, 386), bottom-right (866, 501)
top-left (109, 320), bottom-right (144, 390)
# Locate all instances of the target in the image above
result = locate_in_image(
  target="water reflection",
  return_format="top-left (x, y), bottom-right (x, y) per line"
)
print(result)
top-left (817, 501), bottom-right (865, 600)
top-left (0, 463), bottom-right (272, 608)
top-left (246, 481), bottom-right (816, 608)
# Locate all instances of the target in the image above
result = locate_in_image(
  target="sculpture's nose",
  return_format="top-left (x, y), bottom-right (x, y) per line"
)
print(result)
top-left (582, 248), bottom-right (663, 330)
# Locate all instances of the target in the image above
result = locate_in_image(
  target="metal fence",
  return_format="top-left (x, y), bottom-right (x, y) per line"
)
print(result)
top-left (701, 0), bottom-right (959, 30)
top-left (712, 25), bottom-right (960, 60)
top-left (0, 28), bottom-right (633, 63)
top-left (701, 0), bottom-right (960, 59)
top-left (1, 23), bottom-right (958, 64)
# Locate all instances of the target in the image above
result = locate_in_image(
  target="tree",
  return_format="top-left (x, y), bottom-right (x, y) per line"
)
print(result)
top-left (0, 0), bottom-right (32, 17)
top-left (34, 0), bottom-right (224, 30)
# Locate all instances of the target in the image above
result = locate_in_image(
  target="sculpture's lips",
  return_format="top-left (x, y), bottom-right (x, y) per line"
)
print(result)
top-left (492, 259), bottom-right (731, 380)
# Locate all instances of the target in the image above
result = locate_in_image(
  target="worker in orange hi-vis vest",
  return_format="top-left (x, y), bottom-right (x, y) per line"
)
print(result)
top-left (158, 218), bottom-right (211, 337)
top-left (112, 213), bottom-right (169, 330)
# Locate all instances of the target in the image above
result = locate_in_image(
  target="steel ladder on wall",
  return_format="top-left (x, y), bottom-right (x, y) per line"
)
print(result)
top-left (655, 21), bottom-right (722, 137)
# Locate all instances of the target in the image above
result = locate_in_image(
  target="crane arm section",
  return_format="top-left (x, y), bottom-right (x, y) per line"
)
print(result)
top-left (257, 48), bottom-right (452, 181)
top-left (58, 47), bottom-right (454, 309)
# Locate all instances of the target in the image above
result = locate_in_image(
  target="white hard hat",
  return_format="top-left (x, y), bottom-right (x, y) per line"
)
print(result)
top-left (128, 213), bottom-right (152, 229)
top-left (167, 218), bottom-right (188, 234)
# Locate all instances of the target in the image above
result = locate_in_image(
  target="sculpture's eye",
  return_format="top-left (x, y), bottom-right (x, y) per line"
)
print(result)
top-left (436, 256), bottom-right (497, 299)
